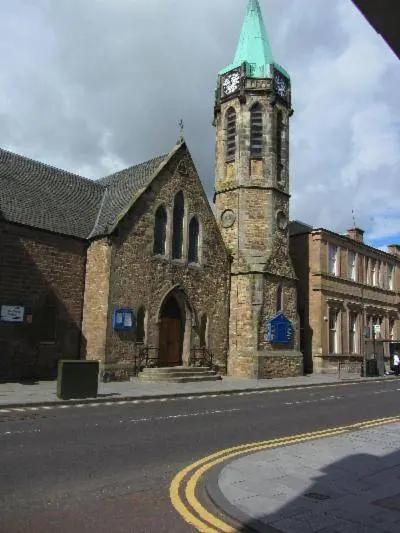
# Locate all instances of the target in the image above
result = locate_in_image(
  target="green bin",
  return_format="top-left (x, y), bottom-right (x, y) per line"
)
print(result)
top-left (57, 360), bottom-right (99, 400)
top-left (363, 359), bottom-right (378, 378)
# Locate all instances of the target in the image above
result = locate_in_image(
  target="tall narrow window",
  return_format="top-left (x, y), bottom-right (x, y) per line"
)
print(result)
top-left (372, 316), bottom-right (382, 339)
top-left (329, 309), bottom-right (339, 354)
top-left (349, 312), bottom-right (358, 354)
top-left (388, 264), bottom-right (394, 290)
top-left (348, 251), bottom-right (356, 281)
top-left (153, 205), bottom-right (167, 255)
top-left (379, 262), bottom-right (385, 288)
top-left (172, 191), bottom-right (184, 259)
top-left (371, 260), bottom-right (377, 286)
top-left (328, 244), bottom-right (339, 276)
top-left (389, 319), bottom-right (395, 340)
top-left (276, 110), bottom-right (283, 181)
top-left (276, 283), bottom-right (284, 314)
top-left (188, 216), bottom-right (200, 263)
top-left (225, 108), bottom-right (236, 161)
top-left (250, 103), bottom-right (263, 158)
top-left (136, 307), bottom-right (145, 344)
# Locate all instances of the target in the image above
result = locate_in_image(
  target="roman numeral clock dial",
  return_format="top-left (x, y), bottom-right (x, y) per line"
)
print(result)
top-left (221, 70), bottom-right (241, 97)
top-left (274, 71), bottom-right (289, 101)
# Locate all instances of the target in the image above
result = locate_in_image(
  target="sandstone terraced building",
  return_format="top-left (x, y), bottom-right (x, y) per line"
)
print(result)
top-left (290, 223), bottom-right (400, 374)
top-left (1, 0), bottom-right (399, 381)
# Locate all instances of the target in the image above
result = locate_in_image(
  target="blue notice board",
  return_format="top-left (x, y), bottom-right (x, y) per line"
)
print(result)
top-left (267, 312), bottom-right (293, 345)
top-left (112, 308), bottom-right (136, 332)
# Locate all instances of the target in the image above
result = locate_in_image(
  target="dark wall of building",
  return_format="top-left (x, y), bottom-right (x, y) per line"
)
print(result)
top-left (289, 233), bottom-right (313, 373)
top-left (0, 221), bottom-right (87, 381)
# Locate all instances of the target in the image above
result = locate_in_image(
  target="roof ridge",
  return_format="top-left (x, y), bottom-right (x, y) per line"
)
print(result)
top-left (99, 151), bottom-right (169, 187)
top-left (0, 146), bottom-right (103, 189)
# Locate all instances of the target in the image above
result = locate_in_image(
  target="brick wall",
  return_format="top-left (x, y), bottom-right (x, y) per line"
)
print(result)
top-left (0, 221), bottom-right (86, 380)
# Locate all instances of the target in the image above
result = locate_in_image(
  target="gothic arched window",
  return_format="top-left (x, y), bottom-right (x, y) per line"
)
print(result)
top-left (136, 307), bottom-right (145, 344)
top-left (172, 191), bottom-right (184, 259)
top-left (153, 205), bottom-right (167, 255)
top-left (276, 283), bottom-right (284, 314)
top-left (276, 110), bottom-right (283, 181)
top-left (225, 108), bottom-right (236, 161)
top-left (250, 103), bottom-right (263, 158)
top-left (188, 216), bottom-right (200, 263)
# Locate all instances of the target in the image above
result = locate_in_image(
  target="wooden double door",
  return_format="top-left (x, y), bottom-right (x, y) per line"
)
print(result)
top-left (159, 296), bottom-right (183, 366)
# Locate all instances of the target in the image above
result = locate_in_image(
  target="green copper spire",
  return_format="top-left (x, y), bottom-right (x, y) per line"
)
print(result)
top-left (219, 0), bottom-right (289, 79)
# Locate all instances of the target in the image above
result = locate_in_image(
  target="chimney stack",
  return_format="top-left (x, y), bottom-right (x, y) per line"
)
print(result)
top-left (388, 244), bottom-right (400, 257)
top-left (347, 227), bottom-right (364, 243)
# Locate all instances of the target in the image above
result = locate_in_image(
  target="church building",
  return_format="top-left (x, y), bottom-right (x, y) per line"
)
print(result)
top-left (1, 0), bottom-right (398, 382)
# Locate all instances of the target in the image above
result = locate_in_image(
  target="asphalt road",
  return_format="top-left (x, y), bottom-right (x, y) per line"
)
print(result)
top-left (1, 379), bottom-right (399, 533)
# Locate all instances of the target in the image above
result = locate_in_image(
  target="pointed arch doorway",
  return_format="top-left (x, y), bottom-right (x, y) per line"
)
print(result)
top-left (159, 294), bottom-right (184, 366)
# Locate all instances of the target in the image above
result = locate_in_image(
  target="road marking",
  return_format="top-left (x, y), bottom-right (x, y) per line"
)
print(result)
top-left (123, 408), bottom-right (241, 425)
top-left (170, 415), bottom-right (400, 532)
top-left (284, 395), bottom-right (344, 406)
top-left (0, 428), bottom-right (41, 438)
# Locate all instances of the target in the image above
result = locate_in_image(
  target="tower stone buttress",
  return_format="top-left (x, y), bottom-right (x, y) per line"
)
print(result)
top-left (213, 0), bottom-right (303, 378)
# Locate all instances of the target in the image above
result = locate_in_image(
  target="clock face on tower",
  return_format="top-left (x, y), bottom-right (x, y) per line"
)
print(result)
top-left (222, 70), bottom-right (241, 97)
top-left (274, 71), bottom-right (289, 100)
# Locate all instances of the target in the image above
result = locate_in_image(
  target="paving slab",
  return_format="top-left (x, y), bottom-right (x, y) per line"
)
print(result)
top-left (216, 422), bottom-right (400, 532)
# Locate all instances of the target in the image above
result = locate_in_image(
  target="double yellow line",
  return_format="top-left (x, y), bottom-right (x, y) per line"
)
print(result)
top-left (169, 415), bottom-right (400, 532)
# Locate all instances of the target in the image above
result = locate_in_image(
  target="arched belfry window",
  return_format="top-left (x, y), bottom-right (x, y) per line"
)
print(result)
top-left (225, 108), bottom-right (236, 161)
top-left (153, 205), bottom-right (167, 255)
top-left (250, 103), bottom-right (263, 158)
top-left (136, 307), bottom-right (145, 344)
top-left (188, 216), bottom-right (200, 263)
top-left (172, 191), bottom-right (184, 259)
top-left (276, 110), bottom-right (283, 181)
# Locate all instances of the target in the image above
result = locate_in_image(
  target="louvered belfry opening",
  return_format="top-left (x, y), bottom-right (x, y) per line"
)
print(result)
top-left (225, 108), bottom-right (236, 161)
top-left (250, 103), bottom-right (263, 158)
top-left (276, 110), bottom-right (283, 180)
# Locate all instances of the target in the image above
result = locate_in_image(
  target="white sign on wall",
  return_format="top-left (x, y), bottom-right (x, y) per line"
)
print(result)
top-left (373, 324), bottom-right (381, 335)
top-left (0, 305), bottom-right (25, 323)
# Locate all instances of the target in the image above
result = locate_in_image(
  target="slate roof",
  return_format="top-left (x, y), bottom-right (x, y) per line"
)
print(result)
top-left (0, 146), bottom-right (171, 239)
top-left (91, 153), bottom-right (167, 237)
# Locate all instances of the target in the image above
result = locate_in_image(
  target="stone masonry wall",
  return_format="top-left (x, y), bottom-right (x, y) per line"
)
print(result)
top-left (104, 145), bottom-right (230, 375)
top-left (0, 221), bottom-right (86, 380)
top-left (81, 238), bottom-right (111, 363)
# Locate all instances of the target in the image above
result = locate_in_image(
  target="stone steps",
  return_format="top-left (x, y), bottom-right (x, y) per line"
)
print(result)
top-left (135, 366), bottom-right (222, 383)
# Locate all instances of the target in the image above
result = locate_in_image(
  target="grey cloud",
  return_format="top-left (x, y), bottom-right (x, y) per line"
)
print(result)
top-left (0, 0), bottom-right (399, 244)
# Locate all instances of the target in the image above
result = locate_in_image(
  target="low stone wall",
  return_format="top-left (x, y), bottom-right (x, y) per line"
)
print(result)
top-left (259, 353), bottom-right (304, 378)
top-left (99, 362), bottom-right (136, 382)
top-left (228, 352), bottom-right (304, 378)
top-left (313, 354), bottom-right (390, 375)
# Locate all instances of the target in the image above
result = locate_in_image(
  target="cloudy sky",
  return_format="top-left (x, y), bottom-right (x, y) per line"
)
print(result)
top-left (0, 0), bottom-right (399, 247)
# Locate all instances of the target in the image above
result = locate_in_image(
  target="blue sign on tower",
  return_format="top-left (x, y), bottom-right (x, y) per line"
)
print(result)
top-left (267, 311), bottom-right (293, 345)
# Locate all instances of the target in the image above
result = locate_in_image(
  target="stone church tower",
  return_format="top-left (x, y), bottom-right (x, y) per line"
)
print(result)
top-left (213, 0), bottom-right (303, 378)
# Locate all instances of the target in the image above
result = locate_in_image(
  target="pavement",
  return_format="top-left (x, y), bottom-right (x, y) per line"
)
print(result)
top-left (0, 373), bottom-right (396, 407)
top-left (208, 421), bottom-right (400, 532)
